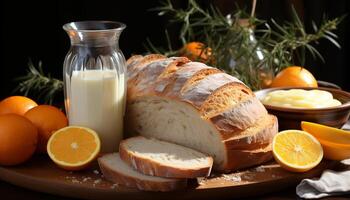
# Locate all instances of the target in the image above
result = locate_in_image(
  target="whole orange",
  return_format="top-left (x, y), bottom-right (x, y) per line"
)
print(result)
top-left (0, 96), bottom-right (38, 116)
top-left (270, 66), bottom-right (318, 88)
top-left (181, 42), bottom-right (212, 61)
top-left (0, 114), bottom-right (38, 166)
top-left (25, 105), bottom-right (68, 153)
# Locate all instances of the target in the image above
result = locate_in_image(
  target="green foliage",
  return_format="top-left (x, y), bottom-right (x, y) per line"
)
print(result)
top-left (14, 60), bottom-right (64, 104)
top-left (147, 0), bottom-right (343, 90)
top-left (14, 0), bottom-right (344, 103)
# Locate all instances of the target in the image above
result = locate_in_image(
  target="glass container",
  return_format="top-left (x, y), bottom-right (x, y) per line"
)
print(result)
top-left (63, 21), bottom-right (126, 153)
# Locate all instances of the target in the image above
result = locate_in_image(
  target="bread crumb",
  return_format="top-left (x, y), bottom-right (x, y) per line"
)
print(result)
top-left (222, 174), bottom-right (241, 182)
top-left (94, 179), bottom-right (102, 184)
top-left (242, 174), bottom-right (254, 181)
top-left (82, 177), bottom-right (92, 182)
top-left (110, 183), bottom-right (118, 189)
top-left (71, 179), bottom-right (81, 184)
top-left (255, 166), bottom-right (265, 172)
top-left (93, 170), bottom-right (100, 175)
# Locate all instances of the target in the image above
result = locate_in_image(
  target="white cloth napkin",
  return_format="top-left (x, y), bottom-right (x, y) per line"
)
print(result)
top-left (296, 159), bottom-right (350, 199)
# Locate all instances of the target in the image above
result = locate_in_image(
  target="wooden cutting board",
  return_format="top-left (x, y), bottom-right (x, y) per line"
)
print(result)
top-left (0, 155), bottom-right (337, 200)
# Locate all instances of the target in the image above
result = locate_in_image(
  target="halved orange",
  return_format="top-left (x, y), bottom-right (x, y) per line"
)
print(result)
top-left (301, 121), bottom-right (350, 145)
top-left (272, 130), bottom-right (323, 172)
top-left (47, 126), bottom-right (100, 171)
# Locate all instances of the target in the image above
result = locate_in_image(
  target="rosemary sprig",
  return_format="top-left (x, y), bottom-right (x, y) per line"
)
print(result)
top-left (147, 0), bottom-right (343, 90)
top-left (261, 9), bottom-right (344, 72)
top-left (14, 60), bottom-right (64, 104)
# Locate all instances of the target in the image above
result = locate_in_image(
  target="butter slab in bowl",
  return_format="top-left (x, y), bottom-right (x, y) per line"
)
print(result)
top-left (254, 87), bottom-right (350, 130)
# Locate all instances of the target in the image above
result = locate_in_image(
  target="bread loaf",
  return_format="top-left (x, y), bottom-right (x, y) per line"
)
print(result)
top-left (125, 55), bottom-right (278, 172)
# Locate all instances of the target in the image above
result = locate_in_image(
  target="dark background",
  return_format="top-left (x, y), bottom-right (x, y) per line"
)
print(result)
top-left (0, 0), bottom-right (349, 101)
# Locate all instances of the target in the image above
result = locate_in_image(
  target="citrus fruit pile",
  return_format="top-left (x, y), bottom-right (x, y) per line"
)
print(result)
top-left (25, 105), bottom-right (68, 153)
top-left (0, 114), bottom-right (38, 166)
top-left (0, 96), bottom-right (100, 171)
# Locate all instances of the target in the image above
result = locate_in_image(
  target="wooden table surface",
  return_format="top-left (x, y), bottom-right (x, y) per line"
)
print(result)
top-left (1, 180), bottom-right (349, 200)
top-left (2, 121), bottom-right (350, 200)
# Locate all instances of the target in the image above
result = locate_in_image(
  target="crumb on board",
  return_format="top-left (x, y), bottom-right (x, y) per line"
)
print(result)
top-left (65, 175), bottom-right (104, 186)
top-left (93, 170), bottom-right (100, 175)
top-left (94, 179), bottom-right (102, 184)
top-left (198, 173), bottom-right (244, 185)
top-left (92, 178), bottom-right (102, 187)
top-left (71, 179), bottom-right (81, 184)
top-left (242, 174), bottom-right (254, 181)
top-left (222, 174), bottom-right (242, 182)
top-left (110, 183), bottom-right (118, 189)
top-left (255, 166), bottom-right (266, 172)
top-left (82, 177), bottom-right (92, 182)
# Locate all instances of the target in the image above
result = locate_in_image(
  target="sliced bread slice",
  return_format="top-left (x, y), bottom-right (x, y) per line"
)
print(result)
top-left (119, 136), bottom-right (213, 178)
top-left (98, 153), bottom-right (187, 192)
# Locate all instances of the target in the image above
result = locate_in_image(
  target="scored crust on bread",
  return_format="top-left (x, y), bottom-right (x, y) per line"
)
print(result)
top-left (127, 54), bottom-right (166, 81)
top-left (128, 57), bottom-right (190, 99)
top-left (98, 153), bottom-right (187, 192)
top-left (223, 115), bottom-right (278, 147)
top-left (180, 73), bottom-right (245, 108)
top-left (125, 55), bottom-right (278, 172)
top-left (119, 136), bottom-right (213, 178)
top-left (208, 97), bottom-right (268, 131)
top-left (155, 63), bottom-right (221, 97)
top-left (199, 82), bottom-right (253, 119)
top-left (126, 55), bottom-right (144, 68)
top-left (127, 57), bottom-right (188, 98)
top-left (222, 115), bottom-right (278, 149)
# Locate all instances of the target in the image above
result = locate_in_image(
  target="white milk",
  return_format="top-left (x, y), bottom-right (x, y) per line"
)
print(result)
top-left (66, 70), bottom-right (125, 153)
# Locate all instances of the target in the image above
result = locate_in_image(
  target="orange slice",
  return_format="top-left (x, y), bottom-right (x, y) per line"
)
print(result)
top-left (47, 126), bottom-right (100, 171)
top-left (318, 139), bottom-right (350, 160)
top-left (272, 130), bottom-right (323, 172)
top-left (301, 121), bottom-right (350, 145)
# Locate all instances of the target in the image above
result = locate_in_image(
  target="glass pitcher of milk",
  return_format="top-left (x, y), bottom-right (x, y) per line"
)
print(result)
top-left (63, 21), bottom-right (126, 153)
